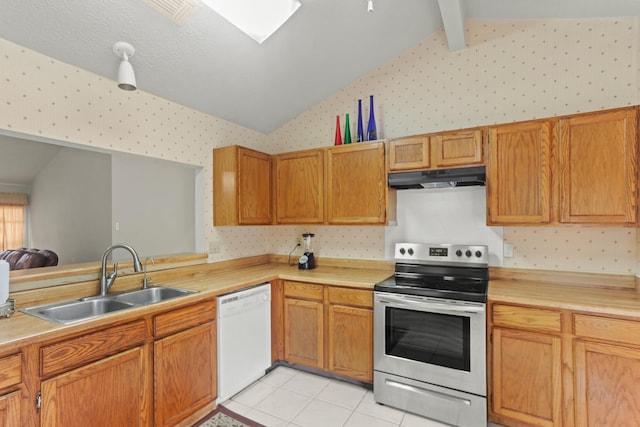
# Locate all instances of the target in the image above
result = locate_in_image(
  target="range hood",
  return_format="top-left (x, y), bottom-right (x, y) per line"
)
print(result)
top-left (388, 166), bottom-right (486, 189)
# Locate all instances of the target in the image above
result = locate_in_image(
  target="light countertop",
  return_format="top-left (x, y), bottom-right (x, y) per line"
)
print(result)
top-left (0, 261), bottom-right (394, 352)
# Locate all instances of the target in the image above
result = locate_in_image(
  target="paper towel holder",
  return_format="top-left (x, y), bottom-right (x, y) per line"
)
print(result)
top-left (0, 300), bottom-right (15, 318)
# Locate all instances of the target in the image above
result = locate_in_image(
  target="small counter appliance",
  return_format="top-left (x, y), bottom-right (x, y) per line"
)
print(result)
top-left (298, 233), bottom-right (316, 270)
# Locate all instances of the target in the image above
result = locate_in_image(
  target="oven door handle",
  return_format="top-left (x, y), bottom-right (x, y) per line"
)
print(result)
top-left (377, 297), bottom-right (484, 314)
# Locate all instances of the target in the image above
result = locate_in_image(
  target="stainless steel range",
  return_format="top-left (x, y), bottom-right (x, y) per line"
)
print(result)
top-left (374, 243), bottom-right (489, 427)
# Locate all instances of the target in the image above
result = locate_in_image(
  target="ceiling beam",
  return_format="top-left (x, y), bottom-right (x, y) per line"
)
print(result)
top-left (437, 0), bottom-right (466, 51)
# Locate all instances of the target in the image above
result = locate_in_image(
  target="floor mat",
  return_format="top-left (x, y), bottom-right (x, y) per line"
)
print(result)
top-left (193, 405), bottom-right (265, 427)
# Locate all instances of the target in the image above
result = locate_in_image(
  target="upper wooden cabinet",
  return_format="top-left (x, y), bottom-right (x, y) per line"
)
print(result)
top-left (558, 108), bottom-right (637, 224)
top-left (388, 129), bottom-right (483, 172)
top-left (388, 136), bottom-right (430, 171)
top-left (273, 149), bottom-right (324, 224)
top-left (213, 145), bottom-right (272, 226)
top-left (326, 142), bottom-right (389, 224)
top-left (487, 106), bottom-right (638, 226)
top-left (487, 120), bottom-right (553, 225)
top-left (432, 129), bottom-right (483, 168)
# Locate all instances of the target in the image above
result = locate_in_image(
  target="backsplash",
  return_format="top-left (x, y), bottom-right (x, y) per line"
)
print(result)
top-left (503, 227), bottom-right (637, 275)
top-left (2, 16), bottom-right (640, 275)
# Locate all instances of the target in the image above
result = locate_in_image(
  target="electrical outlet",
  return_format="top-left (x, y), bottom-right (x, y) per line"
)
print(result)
top-left (209, 240), bottom-right (221, 254)
top-left (503, 242), bottom-right (514, 258)
top-left (296, 236), bottom-right (302, 246)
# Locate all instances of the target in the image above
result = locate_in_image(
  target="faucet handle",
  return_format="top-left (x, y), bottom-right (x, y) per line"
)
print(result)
top-left (105, 262), bottom-right (118, 291)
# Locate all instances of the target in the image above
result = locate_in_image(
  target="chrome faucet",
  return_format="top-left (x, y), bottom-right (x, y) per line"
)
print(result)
top-left (99, 244), bottom-right (143, 296)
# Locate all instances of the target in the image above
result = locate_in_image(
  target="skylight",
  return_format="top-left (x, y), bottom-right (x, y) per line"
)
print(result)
top-left (201, 0), bottom-right (301, 44)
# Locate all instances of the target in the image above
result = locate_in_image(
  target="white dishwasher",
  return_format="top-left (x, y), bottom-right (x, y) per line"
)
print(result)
top-left (217, 283), bottom-right (271, 402)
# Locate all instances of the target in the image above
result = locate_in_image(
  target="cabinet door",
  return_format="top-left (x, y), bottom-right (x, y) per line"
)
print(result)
top-left (238, 147), bottom-right (272, 224)
top-left (0, 391), bottom-right (20, 427)
top-left (274, 150), bottom-right (324, 224)
top-left (283, 298), bottom-right (324, 369)
top-left (41, 346), bottom-right (150, 427)
top-left (155, 322), bottom-right (216, 427)
top-left (326, 143), bottom-right (387, 224)
top-left (327, 305), bottom-right (373, 382)
top-left (491, 328), bottom-right (562, 427)
top-left (432, 129), bottom-right (483, 168)
top-left (558, 108), bottom-right (637, 224)
top-left (487, 121), bottom-right (552, 225)
top-left (575, 340), bottom-right (640, 427)
top-left (388, 136), bottom-right (430, 171)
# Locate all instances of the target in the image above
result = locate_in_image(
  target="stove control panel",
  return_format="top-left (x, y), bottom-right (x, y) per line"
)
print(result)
top-left (395, 243), bottom-right (488, 266)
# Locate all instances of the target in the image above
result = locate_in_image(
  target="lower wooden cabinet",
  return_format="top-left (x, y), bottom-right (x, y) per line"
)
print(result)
top-left (490, 302), bottom-right (640, 427)
top-left (41, 346), bottom-right (150, 427)
top-left (34, 299), bottom-right (217, 427)
top-left (0, 391), bottom-right (21, 427)
top-left (283, 285), bottom-right (324, 369)
top-left (280, 281), bottom-right (374, 383)
top-left (491, 328), bottom-right (562, 427)
top-left (327, 305), bottom-right (372, 382)
top-left (284, 299), bottom-right (324, 369)
top-left (153, 299), bottom-right (217, 427)
top-left (155, 322), bottom-right (217, 427)
top-left (0, 352), bottom-right (22, 427)
top-left (574, 340), bottom-right (640, 426)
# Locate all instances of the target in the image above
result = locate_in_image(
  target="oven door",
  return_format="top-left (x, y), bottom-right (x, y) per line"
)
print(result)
top-left (374, 291), bottom-right (486, 397)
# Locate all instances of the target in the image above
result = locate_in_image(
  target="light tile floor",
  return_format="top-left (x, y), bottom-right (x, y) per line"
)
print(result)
top-left (222, 366), bottom-right (503, 427)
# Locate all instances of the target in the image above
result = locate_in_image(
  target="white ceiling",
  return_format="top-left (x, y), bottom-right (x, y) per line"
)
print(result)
top-left (1, 0), bottom-right (639, 134)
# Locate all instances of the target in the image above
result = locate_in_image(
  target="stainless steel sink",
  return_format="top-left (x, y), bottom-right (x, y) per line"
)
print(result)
top-left (113, 286), bottom-right (196, 305)
top-left (21, 286), bottom-right (198, 324)
top-left (21, 297), bottom-right (135, 324)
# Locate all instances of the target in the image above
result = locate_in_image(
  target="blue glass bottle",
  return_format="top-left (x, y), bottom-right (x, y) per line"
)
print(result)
top-left (367, 95), bottom-right (377, 141)
top-left (356, 99), bottom-right (364, 142)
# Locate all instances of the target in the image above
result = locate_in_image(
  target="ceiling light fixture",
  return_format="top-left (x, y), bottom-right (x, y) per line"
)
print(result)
top-left (367, 0), bottom-right (374, 12)
top-left (200, 0), bottom-right (301, 44)
top-left (113, 42), bottom-right (137, 91)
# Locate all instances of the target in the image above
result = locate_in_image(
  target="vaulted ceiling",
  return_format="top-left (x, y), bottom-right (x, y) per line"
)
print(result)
top-left (1, 0), bottom-right (638, 133)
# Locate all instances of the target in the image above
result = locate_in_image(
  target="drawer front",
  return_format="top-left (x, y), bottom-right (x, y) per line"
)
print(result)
top-left (328, 287), bottom-right (373, 309)
top-left (154, 299), bottom-right (216, 338)
top-left (574, 314), bottom-right (640, 346)
top-left (492, 304), bottom-right (562, 333)
top-left (41, 320), bottom-right (148, 377)
top-left (0, 354), bottom-right (22, 389)
top-left (284, 281), bottom-right (324, 301)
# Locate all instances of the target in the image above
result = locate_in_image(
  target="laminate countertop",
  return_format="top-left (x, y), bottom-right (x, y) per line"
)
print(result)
top-left (5, 259), bottom-right (640, 353)
top-left (489, 278), bottom-right (640, 319)
top-left (0, 261), bottom-right (394, 353)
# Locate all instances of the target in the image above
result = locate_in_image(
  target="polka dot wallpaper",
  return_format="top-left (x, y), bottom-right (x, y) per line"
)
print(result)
top-left (0, 37), bottom-right (273, 263)
top-left (2, 17), bottom-right (640, 275)
top-left (266, 18), bottom-right (640, 274)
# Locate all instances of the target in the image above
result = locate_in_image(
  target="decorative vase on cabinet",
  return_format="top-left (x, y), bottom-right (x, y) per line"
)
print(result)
top-left (357, 99), bottom-right (364, 142)
top-left (334, 115), bottom-right (343, 145)
top-left (344, 113), bottom-right (352, 144)
top-left (367, 95), bottom-right (377, 141)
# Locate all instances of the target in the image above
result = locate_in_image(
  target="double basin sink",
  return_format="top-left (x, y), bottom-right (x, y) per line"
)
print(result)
top-left (21, 286), bottom-right (198, 325)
